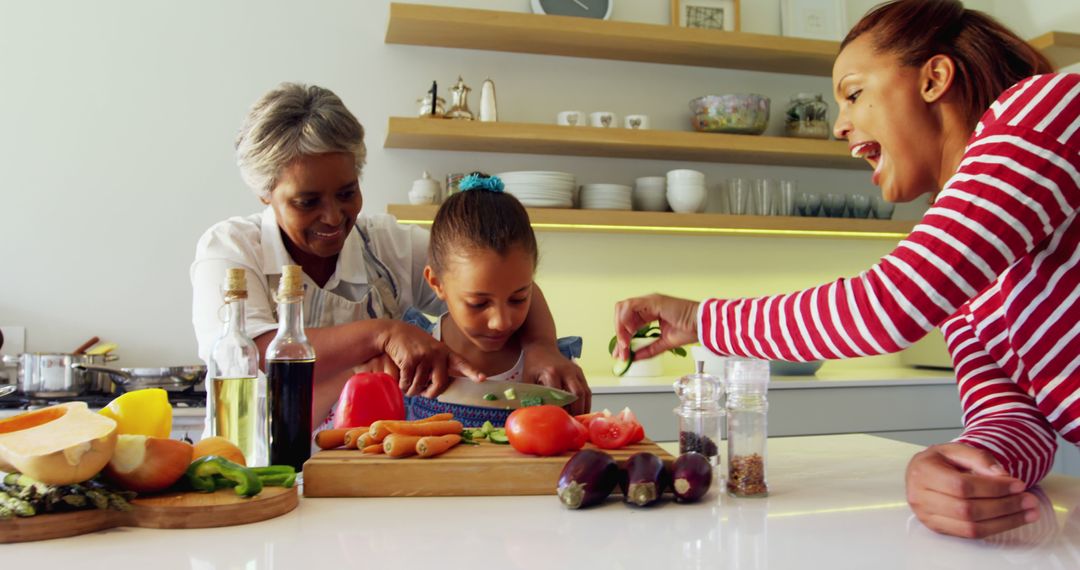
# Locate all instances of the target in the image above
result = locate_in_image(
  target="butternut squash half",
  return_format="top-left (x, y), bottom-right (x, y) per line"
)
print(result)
top-left (0, 402), bottom-right (118, 485)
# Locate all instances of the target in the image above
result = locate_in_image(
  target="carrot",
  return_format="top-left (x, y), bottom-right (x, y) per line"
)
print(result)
top-left (314, 428), bottom-right (352, 450)
top-left (385, 420), bottom-right (463, 437)
top-left (416, 434), bottom-right (462, 458)
top-left (383, 434), bottom-right (423, 458)
top-left (368, 414), bottom-right (455, 443)
top-left (344, 428), bottom-right (369, 449)
top-left (361, 443), bottom-right (384, 454)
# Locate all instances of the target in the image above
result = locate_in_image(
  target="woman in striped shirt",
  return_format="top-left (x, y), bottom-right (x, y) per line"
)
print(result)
top-left (615, 0), bottom-right (1078, 539)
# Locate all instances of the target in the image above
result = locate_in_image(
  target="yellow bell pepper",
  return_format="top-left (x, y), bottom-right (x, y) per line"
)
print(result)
top-left (99, 388), bottom-right (173, 438)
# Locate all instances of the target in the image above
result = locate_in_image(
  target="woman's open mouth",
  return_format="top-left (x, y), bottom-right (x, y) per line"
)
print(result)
top-left (850, 141), bottom-right (884, 185)
top-left (311, 226), bottom-right (345, 241)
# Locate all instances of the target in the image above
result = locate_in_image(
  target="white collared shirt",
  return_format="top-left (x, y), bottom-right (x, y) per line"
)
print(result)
top-left (190, 206), bottom-right (443, 361)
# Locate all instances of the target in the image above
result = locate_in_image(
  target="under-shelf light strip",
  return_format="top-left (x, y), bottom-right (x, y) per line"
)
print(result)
top-left (394, 219), bottom-right (909, 240)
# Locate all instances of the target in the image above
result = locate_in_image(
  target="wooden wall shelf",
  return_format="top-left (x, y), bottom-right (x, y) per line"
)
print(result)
top-left (387, 204), bottom-right (915, 240)
top-left (385, 117), bottom-right (865, 170)
top-left (1030, 31), bottom-right (1080, 70)
top-left (386, 3), bottom-right (840, 76)
top-left (387, 4), bottom-right (1079, 76)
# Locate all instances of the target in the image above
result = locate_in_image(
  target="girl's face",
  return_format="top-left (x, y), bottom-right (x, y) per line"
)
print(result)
top-left (265, 152), bottom-right (362, 260)
top-left (426, 245), bottom-right (535, 353)
top-left (832, 34), bottom-right (951, 202)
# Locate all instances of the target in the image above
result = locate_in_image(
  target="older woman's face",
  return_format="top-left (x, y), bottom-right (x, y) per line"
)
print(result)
top-left (832, 34), bottom-right (945, 202)
top-left (264, 152), bottom-right (362, 259)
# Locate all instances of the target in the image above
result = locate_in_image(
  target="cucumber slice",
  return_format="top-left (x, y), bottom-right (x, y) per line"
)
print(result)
top-left (488, 429), bottom-right (509, 444)
top-left (612, 350), bottom-right (634, 376)
top-left (481, 421), bottom-right (495, 436)
top-left (504, 387), bottom-right (517, 400)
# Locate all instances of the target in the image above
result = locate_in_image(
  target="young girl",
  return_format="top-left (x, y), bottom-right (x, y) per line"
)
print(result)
top-left (425, 173), bottom-right (537, 381)
top-left (406, 173), bottom-right (577, 424)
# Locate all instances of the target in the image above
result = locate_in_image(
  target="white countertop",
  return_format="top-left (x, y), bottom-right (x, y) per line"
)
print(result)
top-left (4, 434), bottom-right (1076, 569)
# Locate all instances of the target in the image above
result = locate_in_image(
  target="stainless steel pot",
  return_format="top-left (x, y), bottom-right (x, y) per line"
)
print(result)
top-left (0, 353), bottom-right (118, 398)
top-left (71, 364), bottom-right (206, 392)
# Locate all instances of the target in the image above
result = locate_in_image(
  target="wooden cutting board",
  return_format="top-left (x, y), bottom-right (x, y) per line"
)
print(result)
top-left (0, 486), bottom-right (298, 544)
top-left (303, 440), bottom-right (674, 498)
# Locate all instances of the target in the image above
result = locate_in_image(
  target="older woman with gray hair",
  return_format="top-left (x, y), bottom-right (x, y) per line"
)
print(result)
top-left (191, 83), bottom-right (590, 427)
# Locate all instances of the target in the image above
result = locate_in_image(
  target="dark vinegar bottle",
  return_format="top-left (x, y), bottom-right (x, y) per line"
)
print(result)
top-left (265, 264), bottom-right (315, 472)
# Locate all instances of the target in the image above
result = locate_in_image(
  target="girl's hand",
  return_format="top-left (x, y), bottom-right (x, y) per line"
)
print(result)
top-left (613, 294), bottom-right (700, 361)
top-left (521, 342), bottom-right (591, 415)
top-left (905, 443), bottom-right (1040, 538)
top-left (379, 322), bottom-right (486, 398)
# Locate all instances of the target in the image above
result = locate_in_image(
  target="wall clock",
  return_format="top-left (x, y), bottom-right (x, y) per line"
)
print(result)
top-left (531, 0), bottom-right (613, 20)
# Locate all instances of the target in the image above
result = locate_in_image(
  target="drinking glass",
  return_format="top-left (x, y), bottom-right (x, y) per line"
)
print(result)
top-left (727, 178), bottom-right (750, 215)
top-left (797, 192), bottom-right (822, 217)
top-left (777, 180), bottom-right (797, 216)
top-left (752, 179), bottom-right (777, 216)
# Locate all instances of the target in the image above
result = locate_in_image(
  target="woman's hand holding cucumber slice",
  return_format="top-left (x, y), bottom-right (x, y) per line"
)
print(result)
top-left (613, 295), bottom-right (700, 364)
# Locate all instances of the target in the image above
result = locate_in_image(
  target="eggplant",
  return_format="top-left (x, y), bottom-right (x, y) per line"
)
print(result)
top-left (671, 452), bottom-right (713, 503)
top-left (623, 452), bottom-right (669, 507)
top-left (556, 450), bottom-right (620, 509)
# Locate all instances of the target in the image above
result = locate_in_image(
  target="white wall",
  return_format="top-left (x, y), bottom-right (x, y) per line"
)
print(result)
top-left (0, 0), bottom-right (1076, 374)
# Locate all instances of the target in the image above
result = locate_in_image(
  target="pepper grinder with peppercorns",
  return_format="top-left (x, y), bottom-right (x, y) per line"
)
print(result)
top-left (674, 360), bottom-right (725, 470)
top-left (725, 358), bottom-right (770, 497)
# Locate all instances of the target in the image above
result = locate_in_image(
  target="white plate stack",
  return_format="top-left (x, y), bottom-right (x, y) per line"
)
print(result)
top-left (496, 171), bottom-right (576, 208)
top-left (580, 183), bottom-right (632, 210)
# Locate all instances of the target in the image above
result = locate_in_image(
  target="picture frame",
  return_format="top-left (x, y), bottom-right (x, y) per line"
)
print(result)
top-left (780, 0), bottom-right (847, 41)
top-left (671, 0), bottom-right (740, 33)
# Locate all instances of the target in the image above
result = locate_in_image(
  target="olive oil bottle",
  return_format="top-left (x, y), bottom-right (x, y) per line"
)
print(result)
top-left (207, 268), bottom-right (268, 466)
top-left (265, 265), bottom-right (316, 472)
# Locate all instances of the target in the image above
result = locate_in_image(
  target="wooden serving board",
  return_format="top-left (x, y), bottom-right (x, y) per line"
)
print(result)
top-left (303, 440), bottom-right (674, 498)
top-left (0, 486), bottom-right (298, 544)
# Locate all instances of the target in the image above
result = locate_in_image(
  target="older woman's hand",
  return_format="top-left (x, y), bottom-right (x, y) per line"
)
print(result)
top-left (378, 321), bottom-right (485, 398)
top-left (905, 443), bottom-right (1040, 538)
top-left (521, 342), bottom-right (591, 415)
top-left (613, 294), bottom-right (700, 361)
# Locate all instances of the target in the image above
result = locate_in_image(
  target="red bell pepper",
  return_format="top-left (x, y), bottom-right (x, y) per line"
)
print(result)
top-left (332, 372), bottom-right (406, 429)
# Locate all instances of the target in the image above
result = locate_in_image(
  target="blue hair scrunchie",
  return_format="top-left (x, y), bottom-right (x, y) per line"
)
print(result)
top-left (459, 173), bottom-right (505, 193)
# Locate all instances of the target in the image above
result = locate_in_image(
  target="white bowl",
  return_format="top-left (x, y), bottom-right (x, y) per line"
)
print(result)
top-left (632, 186), bottom-right (668, 211)
top-left (635, 176), bottom-right (666, 187)
top-left (667, 185), bottom-right (707, 213)
top-left (666, 169), bottom-right (705, 182)
top-left (408, 189), bottom-right (437, 205)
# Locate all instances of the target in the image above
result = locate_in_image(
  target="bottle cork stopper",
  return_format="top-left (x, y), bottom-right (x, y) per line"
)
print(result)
top-left (278, 265), bottom-right (304, 299)
top-left (223, 268), bottom-right (248, 300)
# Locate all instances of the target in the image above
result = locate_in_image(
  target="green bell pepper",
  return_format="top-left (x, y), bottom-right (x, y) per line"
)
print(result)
top-left (186, 456), bottom-right (263, 497)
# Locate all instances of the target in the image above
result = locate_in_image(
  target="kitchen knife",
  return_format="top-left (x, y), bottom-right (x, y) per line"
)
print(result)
top-left (436, 378), bottom-right (578, 409)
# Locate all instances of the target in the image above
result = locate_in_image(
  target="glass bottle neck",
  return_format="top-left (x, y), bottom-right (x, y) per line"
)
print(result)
top-left (276, 298), bottom-right (307, 342)
top-left (226, 298), bottom-right (247, 335)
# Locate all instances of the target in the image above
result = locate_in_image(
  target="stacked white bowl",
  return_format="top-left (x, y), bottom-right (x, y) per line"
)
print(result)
top-left (632, 176), bottom-right (668, 211)
top-left (666, 169), bottom-right (707, 213)
top-left (580, 183), bottom-right (632, 210)
top-left (496, 171), bottom-right (575, 208)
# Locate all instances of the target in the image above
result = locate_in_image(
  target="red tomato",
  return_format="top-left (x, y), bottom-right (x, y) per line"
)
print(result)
top-left (572, 419), bottom-right (589, 449)
top-left (616, 407), bottom-right (639, 425)
top-left (589, 416), bottom-right (635, 450)
top-left (629, 422), bottom-right (645, 444)
top-left (574, 412), bottom-right (605, 428)
top-left (506, 405), bottom-right (580, 456)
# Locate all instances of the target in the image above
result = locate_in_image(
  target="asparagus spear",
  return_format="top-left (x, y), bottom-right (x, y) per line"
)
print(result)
top-left (0, 489), bottom-right (36, 517)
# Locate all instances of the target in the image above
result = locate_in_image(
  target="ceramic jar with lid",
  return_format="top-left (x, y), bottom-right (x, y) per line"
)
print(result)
top-left (408, 171), bottom-right (442, 205)
top-left (784, 93), bottom-right (830, 139)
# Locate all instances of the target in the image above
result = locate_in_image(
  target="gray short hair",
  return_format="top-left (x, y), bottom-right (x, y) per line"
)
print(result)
top-left (235, 83), bottom-right (366, 200)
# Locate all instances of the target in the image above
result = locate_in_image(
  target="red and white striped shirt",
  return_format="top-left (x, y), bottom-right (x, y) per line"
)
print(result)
top-left (699, 73), bottom-right (1080, 487)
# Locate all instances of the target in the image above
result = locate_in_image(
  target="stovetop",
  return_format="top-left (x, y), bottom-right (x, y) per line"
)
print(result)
top-left (0, 389), bottom-right (207, 410)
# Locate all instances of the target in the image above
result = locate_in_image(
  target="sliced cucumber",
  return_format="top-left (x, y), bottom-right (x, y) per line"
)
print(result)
top-left (488, 429), bottom-right (509, 444)
top-left (482, 392), bottom-right (498, 401)
top-left (548, 390), bottom-right (568, 401)
top-left (504, 387), bottom-right (517, 400)
top-left (481, 421), bottom-right (495, 436)
top-left (612, 350), bottom-right (634, 376)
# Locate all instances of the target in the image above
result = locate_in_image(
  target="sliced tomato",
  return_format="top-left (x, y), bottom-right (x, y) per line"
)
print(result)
top-left (574, 412), bottom-right (605, 429)
top-left (589, 416), bottom-right (635, 450)
top-left (616, 407), bottom-right (638, 425)
top-left (571, 418), bottom-right (589, 449)
top-left (628, 422), bottom-right (645, 444)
